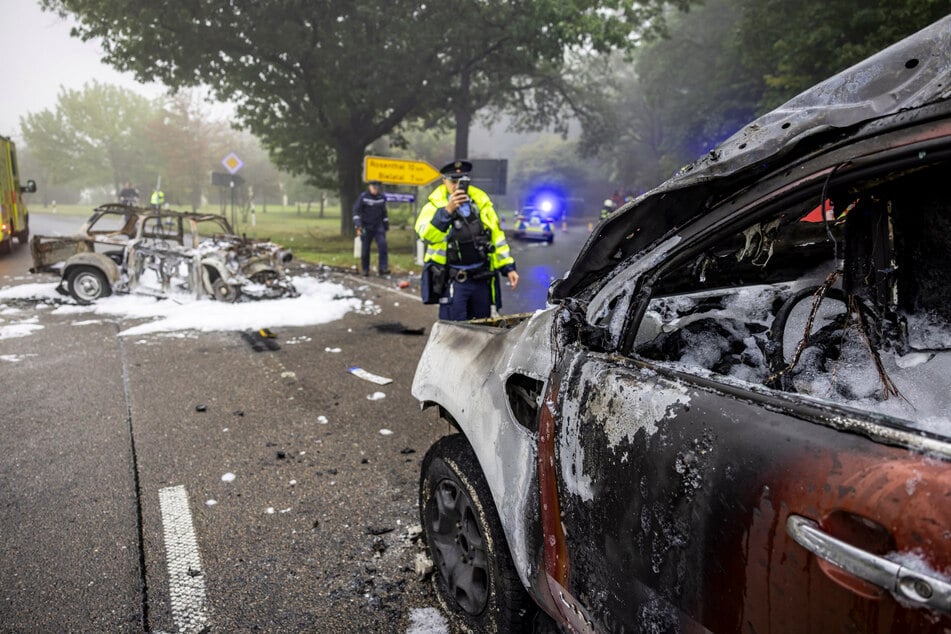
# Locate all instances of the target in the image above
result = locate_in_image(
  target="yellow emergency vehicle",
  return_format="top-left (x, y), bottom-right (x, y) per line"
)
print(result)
top-left (1, 135), bottom-right (36, 255)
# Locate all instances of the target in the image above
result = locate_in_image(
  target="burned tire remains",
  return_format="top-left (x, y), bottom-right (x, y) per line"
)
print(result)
top-left (67, 265), bottom-right (111, 304)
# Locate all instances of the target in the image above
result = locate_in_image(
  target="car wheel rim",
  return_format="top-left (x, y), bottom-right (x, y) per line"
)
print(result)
top-left (428, 478), bottom-right (489, 615)
top-left (75, 273), bottom-right (102, 301)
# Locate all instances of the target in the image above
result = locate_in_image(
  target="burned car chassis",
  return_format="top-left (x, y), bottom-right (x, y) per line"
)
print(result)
top-left (30, 204), bottom-right (297, 304)
top-left (413, 17), bottom-right (951, 634)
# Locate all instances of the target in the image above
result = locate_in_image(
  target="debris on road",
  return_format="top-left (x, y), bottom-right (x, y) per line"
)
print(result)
top-left (241, 329), bottom-right (281, 352)
top-left (348, 366), bottom-right (392, 385)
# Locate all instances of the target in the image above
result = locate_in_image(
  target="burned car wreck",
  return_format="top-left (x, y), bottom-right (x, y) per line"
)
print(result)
top-left (412, 17), bottom-right (951, 633)
top-left (30, 204), bottom-right (297, 304)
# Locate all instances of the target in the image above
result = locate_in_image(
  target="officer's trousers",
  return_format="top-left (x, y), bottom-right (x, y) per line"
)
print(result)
top-left (438, 276), bottom-right (492, 321)
top-left (360, 224), bottom-right (388, 274)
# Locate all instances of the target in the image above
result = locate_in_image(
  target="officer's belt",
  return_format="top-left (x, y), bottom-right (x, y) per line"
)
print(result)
top-left (449, 265), bottom-right (491, 283)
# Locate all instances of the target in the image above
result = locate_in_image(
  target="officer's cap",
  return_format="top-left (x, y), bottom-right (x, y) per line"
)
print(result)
top-left (368, 180), bottom-right (382, 186)
top-left (439, 160), bottom-right (473, 179)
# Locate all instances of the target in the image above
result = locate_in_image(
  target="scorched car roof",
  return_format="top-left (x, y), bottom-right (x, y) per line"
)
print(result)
top-left (551, 15), bottom-right (951, 302)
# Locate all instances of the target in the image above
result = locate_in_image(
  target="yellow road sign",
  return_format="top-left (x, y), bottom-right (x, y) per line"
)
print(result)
top-left (364, 156), bottom-right (440, 186)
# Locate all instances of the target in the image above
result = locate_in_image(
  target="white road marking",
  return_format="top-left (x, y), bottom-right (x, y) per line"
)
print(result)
top-left (158, 485), bottom-right (210, 633)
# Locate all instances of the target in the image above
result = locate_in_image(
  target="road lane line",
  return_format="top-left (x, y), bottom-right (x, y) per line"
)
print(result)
top-left (158, 485), bottom-right (210, 633)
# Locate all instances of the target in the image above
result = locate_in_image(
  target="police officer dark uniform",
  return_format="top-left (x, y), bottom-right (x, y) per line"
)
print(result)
top-left (352, 180), bottom-right (390, 276)
top-left (415, 160), bottom-right (519, 321)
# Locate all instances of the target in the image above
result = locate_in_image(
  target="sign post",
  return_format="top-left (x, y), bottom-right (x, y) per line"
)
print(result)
top-left (222, 152), bottom-right (244, 229)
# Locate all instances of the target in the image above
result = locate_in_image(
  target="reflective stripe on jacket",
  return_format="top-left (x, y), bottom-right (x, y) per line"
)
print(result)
top-left (415, 184), bottom-right (514, 272)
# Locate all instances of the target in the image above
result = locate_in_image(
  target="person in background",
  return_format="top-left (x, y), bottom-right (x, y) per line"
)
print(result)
top-left (118, 182), bottom-right (139, 206)
top-left (352, 180), bottom-right (389, 276)
top-left (150, 188), bottom-right (165, 210)
top-left (415, 160), bottom-right (518, 321)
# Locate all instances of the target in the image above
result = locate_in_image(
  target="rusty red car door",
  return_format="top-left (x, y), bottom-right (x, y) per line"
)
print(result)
top-left (540, 347), bottom-right (951, 632)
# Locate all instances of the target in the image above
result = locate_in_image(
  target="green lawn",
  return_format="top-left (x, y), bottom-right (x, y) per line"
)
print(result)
top-left (34, 202), bottom-right (423, 273)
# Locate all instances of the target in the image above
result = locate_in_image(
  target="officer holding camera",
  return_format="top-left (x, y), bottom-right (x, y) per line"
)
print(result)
top-left (415, 160), bottom-right (519, 321)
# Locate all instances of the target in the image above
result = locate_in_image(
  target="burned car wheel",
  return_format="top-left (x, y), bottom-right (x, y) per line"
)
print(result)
top-left (67, 265), bottom-right (111, 304)
top-left (211, 278), bottom-right (240, 303)
top-left (419, 434), bottom-right (535, 633)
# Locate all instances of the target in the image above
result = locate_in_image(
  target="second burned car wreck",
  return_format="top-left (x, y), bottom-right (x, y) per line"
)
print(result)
top-left (30, 204), bottom-right (297, 304)
top-left (413, 17), bottom-right (951, 634)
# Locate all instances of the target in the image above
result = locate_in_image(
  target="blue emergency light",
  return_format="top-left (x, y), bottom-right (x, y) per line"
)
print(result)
top-left (525, 186), bottom-right (566, 222)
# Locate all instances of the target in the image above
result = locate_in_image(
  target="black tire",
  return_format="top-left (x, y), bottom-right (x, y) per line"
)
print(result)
top-left (419, 434), bottom-right (535, 632)
top-left (0, 238), bottom-right (10, 255)
top-left (16, 219), bottom-right (29, 245)
top-left (211, 277), bottom-right (241, 302)
top-left (67, 265), bottom-right (111, 304)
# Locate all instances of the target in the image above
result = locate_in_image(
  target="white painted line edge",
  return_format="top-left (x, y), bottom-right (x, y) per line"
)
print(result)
top-left (158, 485), bottom-right (210, 633)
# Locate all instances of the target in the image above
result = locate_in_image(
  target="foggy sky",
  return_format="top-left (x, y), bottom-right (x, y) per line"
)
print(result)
top-left (0, 0), bottom-right (551, 163)
top-left (0, 0), bottom-right (167, 140)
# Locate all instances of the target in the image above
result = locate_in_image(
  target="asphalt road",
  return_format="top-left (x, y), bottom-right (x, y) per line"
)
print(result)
top-left (0, 211), bottom-right (596, 632)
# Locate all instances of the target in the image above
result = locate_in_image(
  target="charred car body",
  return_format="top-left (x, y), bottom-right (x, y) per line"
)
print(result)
top-left (31, 204), bottom-right (296, 304)
top-left (413, 17), bottom-right (951, 633)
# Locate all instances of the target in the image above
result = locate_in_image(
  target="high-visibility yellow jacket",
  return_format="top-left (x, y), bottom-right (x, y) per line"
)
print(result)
top-left (415, 183), bottom-right (515, 274)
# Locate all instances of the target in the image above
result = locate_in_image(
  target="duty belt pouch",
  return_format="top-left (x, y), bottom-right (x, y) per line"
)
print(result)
top-left (421, 262), bottom-right (448, 304)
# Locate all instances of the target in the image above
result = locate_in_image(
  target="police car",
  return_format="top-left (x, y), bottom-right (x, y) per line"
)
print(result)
top-left (511, 204), bottom-right (555, 243)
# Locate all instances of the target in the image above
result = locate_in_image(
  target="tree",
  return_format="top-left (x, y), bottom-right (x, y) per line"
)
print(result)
top-left (737, 0), bottom-right (949, 110)
top-left (146, 91), bottom-right (232, 211)
top-left (510, 134), bottom-right (606, 205)
top-left (44, 0), bottom-right (698, 236)
top-left (421, 0), bottom-right (700, 159)
top-left (575, 0), bottom-right (761, 191)
top-left (20, 81), bottom-right (158, 196)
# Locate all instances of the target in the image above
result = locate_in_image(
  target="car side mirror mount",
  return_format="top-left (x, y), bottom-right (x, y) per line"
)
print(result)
top-left (21, 179), bottom-right (37, 194)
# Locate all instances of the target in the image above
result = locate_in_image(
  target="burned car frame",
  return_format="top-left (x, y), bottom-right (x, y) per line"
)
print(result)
top-left (413, 17), bottom-right (951, 633)
top-left (30, 204), bottom-right (296, 304)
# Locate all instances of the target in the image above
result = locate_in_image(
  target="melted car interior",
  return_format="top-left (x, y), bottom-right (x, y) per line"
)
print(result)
top-left (632, 156), bottom-right (951, 428)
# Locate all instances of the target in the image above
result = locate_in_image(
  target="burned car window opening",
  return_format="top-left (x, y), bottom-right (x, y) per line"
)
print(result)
top-left (630, 155), bottom-right (951, 434)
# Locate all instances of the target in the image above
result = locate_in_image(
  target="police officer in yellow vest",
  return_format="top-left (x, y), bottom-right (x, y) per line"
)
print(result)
top-left (150, 188), bottom-right (165, 210)
top-left (416, 160), bottom-right (519, 320)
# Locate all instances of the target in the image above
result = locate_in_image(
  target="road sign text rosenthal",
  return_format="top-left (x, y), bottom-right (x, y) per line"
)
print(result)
top-left (364, 156), bottom-right (439, 186)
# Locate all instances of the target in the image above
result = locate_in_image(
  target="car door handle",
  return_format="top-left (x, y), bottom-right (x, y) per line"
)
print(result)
top-left (787, 514), bottom-right (951, 613)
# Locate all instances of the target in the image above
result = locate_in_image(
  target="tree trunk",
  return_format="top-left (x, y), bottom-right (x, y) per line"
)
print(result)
top-left (337, 144), bottom-right (363, 237)
top-left (453, 68), bottom-right (472, 160)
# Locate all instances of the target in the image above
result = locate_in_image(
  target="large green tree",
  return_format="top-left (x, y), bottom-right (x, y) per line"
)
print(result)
top-left (737, 0), bottom-right (949, 110)
top-left (574, 0), bottom-right (946, 192)
top-left (576, 0), bottom-right (758, 191)
top-left (20, 80), bottom-right (158, 196)
top-left (44, 0), bottom-right (696, 236)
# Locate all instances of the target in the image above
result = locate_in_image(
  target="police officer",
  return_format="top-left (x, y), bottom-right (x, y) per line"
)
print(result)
top-left (150, 188), bottom-right (165, 210)
top-left (416, 160), bottom-right (518, 321)
top-left (352, 180), bottom-right (390, 276)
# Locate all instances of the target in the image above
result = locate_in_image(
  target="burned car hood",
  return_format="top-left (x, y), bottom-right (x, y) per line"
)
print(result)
top-left (551, 15), bottom-right (951, 302)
